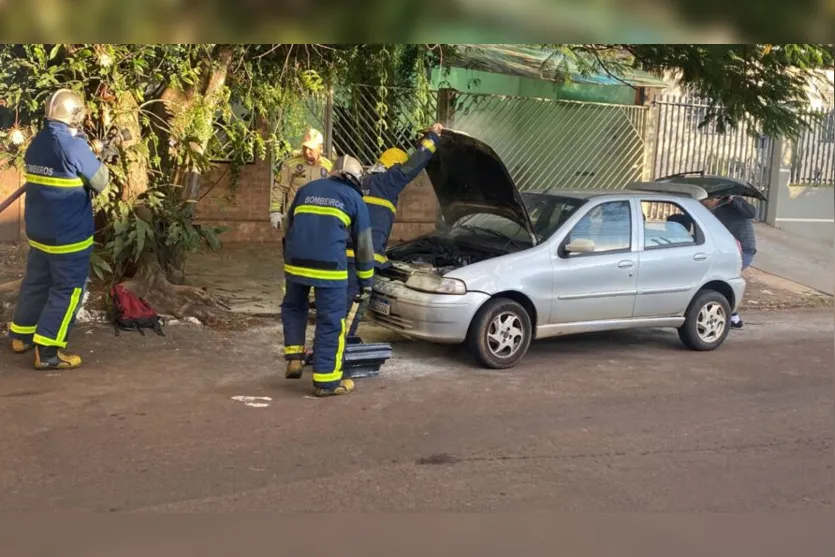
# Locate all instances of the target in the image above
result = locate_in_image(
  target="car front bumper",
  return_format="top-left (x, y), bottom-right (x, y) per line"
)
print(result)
top-left (367, 277), bottom-right (490, 343)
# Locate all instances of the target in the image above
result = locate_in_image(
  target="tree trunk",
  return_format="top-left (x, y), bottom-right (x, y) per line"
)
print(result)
top-left (0, 279), bottom-right (21, 324)
top-left (114, 91), bottom-right (149, 201)
top-left (119, 253), bottom-right (226, 325)
top-left (118, 45), bottom-right (237, 323)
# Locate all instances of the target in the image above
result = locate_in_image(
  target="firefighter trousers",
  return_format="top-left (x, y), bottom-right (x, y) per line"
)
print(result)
top-left (9, 248), bottom-right (89, 349)
top-left (281, 280), bottom-right (347, 390)
top-left (346, 263), bottom-right (360, 313)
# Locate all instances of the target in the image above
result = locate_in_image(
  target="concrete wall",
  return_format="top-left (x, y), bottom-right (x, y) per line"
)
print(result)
top-left (770, 168), bottom-right (834, 246)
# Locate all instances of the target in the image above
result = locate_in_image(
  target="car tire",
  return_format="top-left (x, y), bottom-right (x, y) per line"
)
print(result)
top-left (678, 289), bottom-right (732, 351)
top-left (467, 298), bottom-right (533, 369)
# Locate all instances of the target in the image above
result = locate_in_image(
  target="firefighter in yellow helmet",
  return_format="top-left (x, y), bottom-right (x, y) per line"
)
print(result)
top-left (344, 123), bottom-right (443, 306)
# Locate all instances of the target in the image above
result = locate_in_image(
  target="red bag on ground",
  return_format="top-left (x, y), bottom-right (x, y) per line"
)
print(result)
top-left (110, 284), bottom-right (164, 336)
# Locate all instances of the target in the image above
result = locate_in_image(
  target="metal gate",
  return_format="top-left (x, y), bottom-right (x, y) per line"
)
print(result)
top-left (330, 85), bottom-right (437, 166)
top-left (789, 108), bottom-right (835, 187)
top-left (315, 86), bottom-right (649, 191)
top-left (443, 91), bottom-right (648, 191)
top-left (652, 94), bottom-right (772, 220)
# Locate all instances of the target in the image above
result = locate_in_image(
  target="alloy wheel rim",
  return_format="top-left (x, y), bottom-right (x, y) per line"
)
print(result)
top-left (696, 301), bottom-right (727, 343)
top-left (487, 312), bottom-right (525, 358)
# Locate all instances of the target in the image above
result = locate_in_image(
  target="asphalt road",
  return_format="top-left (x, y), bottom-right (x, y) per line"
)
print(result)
top-left (0, 309), bottom-right (832, 512)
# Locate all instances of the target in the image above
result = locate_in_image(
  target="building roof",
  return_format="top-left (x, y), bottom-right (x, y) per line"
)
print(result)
top-left (446, 44), bottom-right (668, 89)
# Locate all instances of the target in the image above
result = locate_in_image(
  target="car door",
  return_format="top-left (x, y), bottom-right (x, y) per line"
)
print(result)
top-left (549, 199), bottom-right (639, 324)
top-left (633, 198), bottom-right (711, 317)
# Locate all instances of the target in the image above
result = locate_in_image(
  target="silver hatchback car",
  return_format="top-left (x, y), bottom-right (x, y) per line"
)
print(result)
top-left (369, 130), bottom-right (749, 368)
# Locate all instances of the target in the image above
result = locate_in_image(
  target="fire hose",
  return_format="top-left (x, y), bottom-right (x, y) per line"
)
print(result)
top-left (0, 127), bottom-right (132, 215)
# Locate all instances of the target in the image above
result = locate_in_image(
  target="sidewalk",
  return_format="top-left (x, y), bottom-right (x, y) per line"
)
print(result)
top-left (752, 223), bottom-right (833, 295)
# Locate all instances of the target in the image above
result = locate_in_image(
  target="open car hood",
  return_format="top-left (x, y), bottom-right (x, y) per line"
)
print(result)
top-left (425, 130), bottom-right (537, 244)
top-left (655, 173), bottom-right (768, 201)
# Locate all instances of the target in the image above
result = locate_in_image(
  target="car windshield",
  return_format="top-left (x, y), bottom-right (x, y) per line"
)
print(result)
top-left (444, 193), bottom-right (585, 246)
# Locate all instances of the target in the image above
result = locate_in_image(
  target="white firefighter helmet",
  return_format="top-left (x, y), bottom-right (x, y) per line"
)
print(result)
top-left (44, 88), bottom-right (86, 127)
top-left (332, 155), bottom-right (364, 187)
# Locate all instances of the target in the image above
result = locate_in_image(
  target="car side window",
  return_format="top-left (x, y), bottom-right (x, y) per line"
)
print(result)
top-left (641, 201), bottom-right (699, 249)
top-left (566, 200), bottom-right (631, 255)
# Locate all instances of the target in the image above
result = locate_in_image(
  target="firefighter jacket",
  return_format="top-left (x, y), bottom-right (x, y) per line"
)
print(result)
top-left (283, 176), bottom-right (374, 289)
top-left (23, 120), bottom-right (103, 255)
top-left (347, 131), bottom-right (440, 266)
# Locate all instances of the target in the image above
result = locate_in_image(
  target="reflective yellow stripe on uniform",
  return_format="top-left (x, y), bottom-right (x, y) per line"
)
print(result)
top-left (312, 318), bottom-right (346, 384)
top-left (25, 173), bottom-right (84, 187)
top-left (284, 264), bottom-right (348, 281)
top-left (374, 253), bottom-right (388, 264)
top-left (33, 287), bottom-right (82, 348)
top-left (346, 249), bottom-right (355, 258)
top-left (284, 345), bottom-right (305, 355)
top-left (313, 370), bottom-right (343, 383)
top-left (293, 204), bottom-right (351, 227)
top-left (335, 318), bottom-right (346, 372)
top-left (28, 236), bottom-right (94, 255)
top-left (357, 268), bottom-right (374, 280)
top-left (421, 139), bottom-right (437, 153)
top-left (363, 196), bottom-right (396, 214)
top-left (10, 323), bottom-right (37, 335)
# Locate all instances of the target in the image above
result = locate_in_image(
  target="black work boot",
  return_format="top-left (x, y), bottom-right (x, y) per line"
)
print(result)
top-left (34, 345), bottom-right (82, 370)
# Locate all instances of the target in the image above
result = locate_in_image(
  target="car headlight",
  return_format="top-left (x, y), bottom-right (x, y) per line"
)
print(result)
top-left (405, 273), bottom-right (467, 295)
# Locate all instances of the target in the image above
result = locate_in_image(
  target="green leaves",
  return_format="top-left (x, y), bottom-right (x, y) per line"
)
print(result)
top-left (89, 251), bottom-right (113, 281)
top-left (6, 42), bottom-right (826, 284)
top-left (536, 44), bottom-right (832, 138)
top-left (134, 217), bottom-right (152, 262)
top-left (197, 225), bottom-right (229, 252)
top-left (625, 44), bottom-right (833, 137)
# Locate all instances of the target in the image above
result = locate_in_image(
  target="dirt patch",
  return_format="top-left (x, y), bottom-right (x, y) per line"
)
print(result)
top-left (741, 267), bottom-right (833, 311)
top-left (0, 242), bottom-right (26, 283)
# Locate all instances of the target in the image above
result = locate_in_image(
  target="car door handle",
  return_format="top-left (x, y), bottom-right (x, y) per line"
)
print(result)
top-left (694, 253), bottom-right (708, 261)
top-left (618, 260), bottom-right (634, 269)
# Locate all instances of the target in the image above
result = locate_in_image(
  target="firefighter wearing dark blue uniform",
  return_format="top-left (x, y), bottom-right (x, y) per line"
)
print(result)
top-left (345, 124), bottom-right (443, 306)
top-left (281, 155), bottom-right (374, 397)
top-left (8, 89), bottom-right (109, 370)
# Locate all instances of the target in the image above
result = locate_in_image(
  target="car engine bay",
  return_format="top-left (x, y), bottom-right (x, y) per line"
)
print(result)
top-left (382, 237), bottom-right (507, 279)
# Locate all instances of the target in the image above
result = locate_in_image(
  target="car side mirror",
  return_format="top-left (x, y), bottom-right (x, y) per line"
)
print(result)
top-left (564, 238), bottom-right (596, 254)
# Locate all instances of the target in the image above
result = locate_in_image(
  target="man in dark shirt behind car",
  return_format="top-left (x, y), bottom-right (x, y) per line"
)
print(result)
top-left (703, 195), bottom-right (757, 329)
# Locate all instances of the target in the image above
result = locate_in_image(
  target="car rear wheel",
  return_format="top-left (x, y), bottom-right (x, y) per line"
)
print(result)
top-left (467, 298), bottom-right (532, 369)
top-left (678, 290), bottom-right (732, 351)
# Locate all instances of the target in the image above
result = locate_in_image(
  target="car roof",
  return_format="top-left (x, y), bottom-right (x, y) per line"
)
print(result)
top-left (522, 187), bottom-right (704, 201)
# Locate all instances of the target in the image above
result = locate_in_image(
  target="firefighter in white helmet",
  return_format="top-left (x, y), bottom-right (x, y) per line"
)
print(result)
top-left (9, 89), bottom-right (110, 370)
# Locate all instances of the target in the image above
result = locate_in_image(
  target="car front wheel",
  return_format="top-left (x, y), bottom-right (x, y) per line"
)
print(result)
top-left (467, 298), bottom-right (533, 369)
top-left (678, 290), bottom-right (732, 351)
